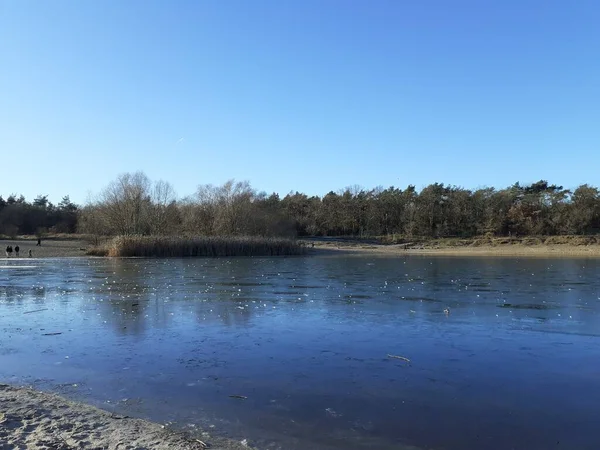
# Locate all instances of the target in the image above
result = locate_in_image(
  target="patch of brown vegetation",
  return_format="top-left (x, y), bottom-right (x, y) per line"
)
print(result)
top-left (88, 235), bottom-right (306, 257)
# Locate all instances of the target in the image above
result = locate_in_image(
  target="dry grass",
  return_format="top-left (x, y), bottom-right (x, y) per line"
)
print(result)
top-left (375, 235), bottom-right (600, 248)
top-left (87, 235), bottom-right (306, 257)
top-left (86, 245), bottom-right (110, 256)
top-left (306, 234), bottom-right (600, 257)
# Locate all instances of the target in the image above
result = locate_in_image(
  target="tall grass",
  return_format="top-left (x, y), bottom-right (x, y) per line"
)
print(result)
top-left (87, 235), bottom-right (307, 257)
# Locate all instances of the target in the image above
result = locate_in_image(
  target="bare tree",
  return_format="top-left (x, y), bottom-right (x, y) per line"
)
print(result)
top-left (194, 180), bottom-right (255, 235)
top-left (99, 172), bottom-right (152, 235)
top-left (78, 205), bottom-right (108, 245)
top-left (150, 180), bottom-right (177, 234)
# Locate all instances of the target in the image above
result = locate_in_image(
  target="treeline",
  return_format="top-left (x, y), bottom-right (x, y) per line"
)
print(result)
top-left (5, 173), bottom-right (600, 239)
top-left (78, 173), bottom-right (294, 239)
top-left (282, 181), bottom-right (600, 237)
top-left (0, 194), bottom-right (78, 237)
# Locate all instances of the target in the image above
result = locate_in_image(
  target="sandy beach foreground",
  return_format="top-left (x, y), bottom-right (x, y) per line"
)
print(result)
top-left (0, 384), bottom-right (251, 450)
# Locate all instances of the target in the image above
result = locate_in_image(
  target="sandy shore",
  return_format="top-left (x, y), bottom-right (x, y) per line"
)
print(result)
top-left (0, 384), bottom-right (251, 450)
top-left (0, 239), bottom-right (88, 259)
top-left (307, 241), bottom-right (600, 257)
top-left (4, 236), bottom-right (600, 259)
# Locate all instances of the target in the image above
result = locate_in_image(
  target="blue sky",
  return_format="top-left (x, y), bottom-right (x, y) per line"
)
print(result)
top-left (1, 0), bottom-right (599, 204)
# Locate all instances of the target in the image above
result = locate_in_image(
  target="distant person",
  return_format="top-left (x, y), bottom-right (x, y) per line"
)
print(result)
top-left (6, 246), bottom-right (12, 257)
top-left (36, 238), bottom-right (41, 246)
top-left (14, 245), bottom-right (19, 257)
top-left (28, 249), bottom-right (33, 258)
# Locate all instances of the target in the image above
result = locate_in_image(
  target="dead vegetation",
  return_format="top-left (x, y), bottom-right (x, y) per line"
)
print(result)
top-left (378, 235), bottom-right (600, 249)
top-left (87, 235), bottom-right (307, 257)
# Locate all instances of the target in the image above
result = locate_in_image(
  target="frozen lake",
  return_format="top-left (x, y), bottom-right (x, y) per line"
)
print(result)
top-left (1, 255), bottom-right (599, 450)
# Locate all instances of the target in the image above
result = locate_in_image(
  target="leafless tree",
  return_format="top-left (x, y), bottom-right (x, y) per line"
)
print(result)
top-left (97, 172), bottom-right (152, 235)
top-left (149, 180), bottom-right (177, 234)
top-left (195, 180), bottom-right (255, 235)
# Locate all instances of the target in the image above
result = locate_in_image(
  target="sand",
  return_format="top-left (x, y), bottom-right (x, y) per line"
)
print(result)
top-left (0, 384), bottom-right (251, 450)
top-left (0, 239), bottom-right (88, 259)
top-left (307, 241), bottom-right (600, 257)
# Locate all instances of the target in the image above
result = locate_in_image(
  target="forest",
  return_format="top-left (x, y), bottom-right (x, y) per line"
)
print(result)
top-left (0, 194), bottom-right (78, 237)
top-left (2, 173), bottom-right (600, 240)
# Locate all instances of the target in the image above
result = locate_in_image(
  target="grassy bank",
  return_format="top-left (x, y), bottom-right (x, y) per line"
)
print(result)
top-left (377, 234), bottom-right (600, 248)
top-left (87, 235), bottom-right (307, 257)
top-left (302, 235), bottom-right (600, 257)
top-left (304, 234), bottom-right (600, 248)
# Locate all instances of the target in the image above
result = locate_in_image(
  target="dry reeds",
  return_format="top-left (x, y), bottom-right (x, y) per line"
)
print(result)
top-left (87, 235), bottom-right (306, 257)
top-left (86, 246), bottom-right (110, 256)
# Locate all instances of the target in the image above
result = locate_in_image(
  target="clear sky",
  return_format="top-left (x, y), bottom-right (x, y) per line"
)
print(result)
top-left (1, 0), bottom-right (599, 204)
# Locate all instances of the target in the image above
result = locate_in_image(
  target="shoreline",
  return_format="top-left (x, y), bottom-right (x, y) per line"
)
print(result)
top-left (0, 383), bottom-right (251, 450)
top-left (4, 236), bottom-right (600, 258)
top-left (0, 238), bottom-right (88, 259)
top-left (306, 242), bottom-right (600, 257)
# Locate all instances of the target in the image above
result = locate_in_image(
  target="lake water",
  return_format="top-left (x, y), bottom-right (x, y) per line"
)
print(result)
top-left (1, 255), bottom-right (599, 450)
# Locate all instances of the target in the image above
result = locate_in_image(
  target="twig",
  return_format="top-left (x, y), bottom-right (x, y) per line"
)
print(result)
top-left (229, 395), bottom-right (247, 399)
top-left (387, 354), bottom-right (411, 363)
top-left (195, 439), bottom-right (209, 449)
top-left (42, 332), bottom-right (63, 336)
top-left (23, 308), bottom-right (48, 314)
